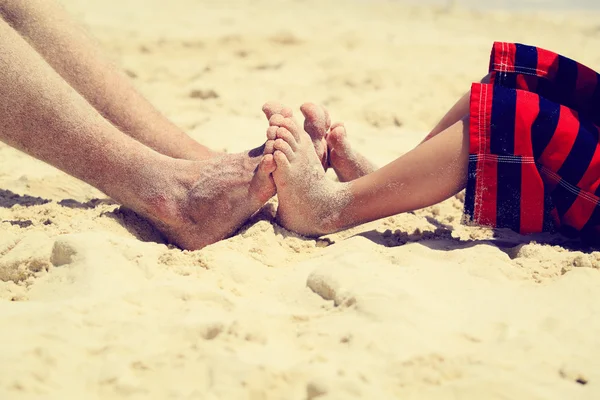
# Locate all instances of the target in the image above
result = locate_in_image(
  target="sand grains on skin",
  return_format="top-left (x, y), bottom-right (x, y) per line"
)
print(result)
top-left (149, 149), bottom-right (276, 251)
top-left (2, 0), bottom-right (600, 399)
top-left (265, 112), bottom-right (352, 236)
top-left (326, 122), bottom-right (377, 182)
top-left (263, 101), bottom-right (375, 182)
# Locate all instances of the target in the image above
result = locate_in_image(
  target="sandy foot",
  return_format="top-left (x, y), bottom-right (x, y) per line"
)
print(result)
top-left (326, 121), bottom-right (377, 182)
top-left (149, 147), bottom-right (276, 250)
top-left (264, 102), bottom-right (376, 181)
top-left (265, 113), bottom-right (349, 236)
top-left (144, 99), bottom-right (379, 249)
top-left (298, 102), bottom-right (377, 182)
top-left (263, 102), bottom-right (328, 168)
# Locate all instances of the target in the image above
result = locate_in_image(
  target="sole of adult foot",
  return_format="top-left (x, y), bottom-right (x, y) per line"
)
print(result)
top-left (149, 146), bottom-right (276, 250)
top-left (299, 103), bottom-right (377, 182)
top-left (266, 113), bottom-right (349, 236)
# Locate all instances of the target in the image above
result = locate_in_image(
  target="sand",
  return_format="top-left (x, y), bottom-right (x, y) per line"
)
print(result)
top-left (1, 0), bottom-right (600, 398)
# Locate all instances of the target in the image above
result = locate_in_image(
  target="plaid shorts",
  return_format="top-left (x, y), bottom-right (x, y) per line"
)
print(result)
top-left (465, 42), bottom-right (600, 237)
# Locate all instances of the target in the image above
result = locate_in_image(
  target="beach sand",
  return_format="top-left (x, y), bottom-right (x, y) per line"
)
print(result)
top-left (1, 0), bottom-right (600, 398)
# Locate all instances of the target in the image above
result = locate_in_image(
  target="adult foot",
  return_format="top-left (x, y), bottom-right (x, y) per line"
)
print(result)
top-left (266, 113), bottom-right (349, 236)
top-left (147, 146), bottom-right (276, 250)
top-left (299, 102), bottom-right (377, 182)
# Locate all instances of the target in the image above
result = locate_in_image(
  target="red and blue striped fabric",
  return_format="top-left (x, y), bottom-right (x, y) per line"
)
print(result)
top-left (465, 42), bottom-right (600, 238)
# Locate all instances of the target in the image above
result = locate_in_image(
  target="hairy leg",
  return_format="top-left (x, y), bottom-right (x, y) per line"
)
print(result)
top-left (264, 110), bottom-right (468, 236)
top-left (0, 17), bottom-right (275, 250)
top-left (0, 0), bottom-right (212, 161)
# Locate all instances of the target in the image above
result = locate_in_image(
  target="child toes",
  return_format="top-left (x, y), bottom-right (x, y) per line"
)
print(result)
top-left (267, 126), bottom-right (278, 140)
top-left (269, 114), bottom-right (302, 142)
top-left (300, 102), bottom-right (331, 141)
top-left (275, 127), bottom-right (298, 150)
top-left (327, 125), bottom-right (348, 148)
top-left (273, 150), bottom-right (292, 177)
top-left (273, 138), bottom-right (296, 161)
top-left (263, 139), bottom-right (275, 155)
top-left (263, 102), bottom-right (294, 119)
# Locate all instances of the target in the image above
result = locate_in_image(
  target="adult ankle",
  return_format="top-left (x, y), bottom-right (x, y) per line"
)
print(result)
top-left (130, 158), bottom-right (194, 226)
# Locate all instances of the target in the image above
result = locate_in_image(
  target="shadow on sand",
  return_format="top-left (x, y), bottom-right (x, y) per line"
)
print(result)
top-left (356, 215), bottom-right (596, 255)
top-left (1, 188), bottom-right (166, 246)
top-left (0, 189), bottom-right (51, 208)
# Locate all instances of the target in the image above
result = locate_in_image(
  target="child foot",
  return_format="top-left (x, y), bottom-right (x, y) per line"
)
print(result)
top-left (299, 102), bottom-right (376, 182)
top-left (266, 113), bottom-right (349, 236)
top-left (326, 122), bottom-right (377, 182)
top-left (263, 102), bottom-right (328, 168)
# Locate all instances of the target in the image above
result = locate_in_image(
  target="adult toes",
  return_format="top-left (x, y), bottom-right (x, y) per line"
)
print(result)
top-left (259, 154), bottom-right (277, 174)
top-left (250, 155), bottom-right (276, 202)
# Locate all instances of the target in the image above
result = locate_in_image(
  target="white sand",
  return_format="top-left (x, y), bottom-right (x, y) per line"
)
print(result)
top-left (1, 0), bottom-right (600, 398)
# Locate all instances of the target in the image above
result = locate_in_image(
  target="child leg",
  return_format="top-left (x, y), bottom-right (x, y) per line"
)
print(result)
top-left (264, 112), bottom-right (468, 236)
top-left (420, 73), bottom-right (490, 143)
top-left (342, 117), bottom-right (468, 229)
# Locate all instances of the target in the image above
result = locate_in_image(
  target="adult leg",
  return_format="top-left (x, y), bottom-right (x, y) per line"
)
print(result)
top-left (0, 16), bottom-right (275, 250)
top-left (263, 110), bottom-right (468, 236)
top-left (0, 0), bottom-right (212, 161)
